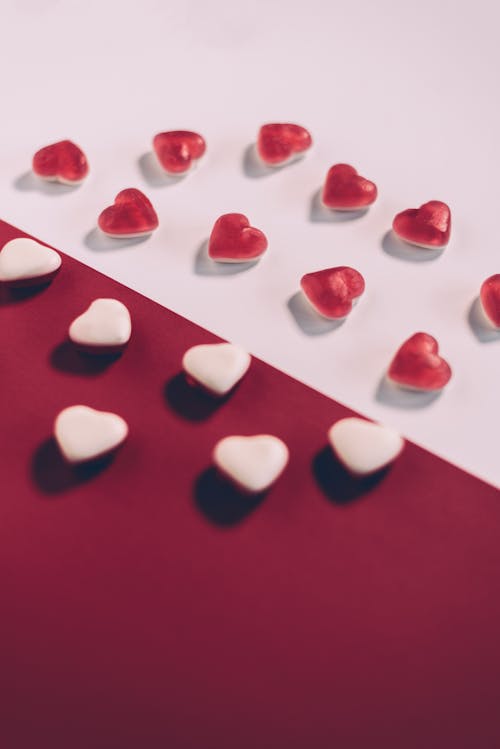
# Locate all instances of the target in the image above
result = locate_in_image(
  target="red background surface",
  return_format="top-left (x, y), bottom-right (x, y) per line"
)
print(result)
top-left (0, 219), bottom-right (499, 749)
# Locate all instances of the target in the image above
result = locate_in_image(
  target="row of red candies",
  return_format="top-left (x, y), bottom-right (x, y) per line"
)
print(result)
top-left (32, 125), bottom-right (450, 246)
top-left (29, 125), bottom-right (500, 392)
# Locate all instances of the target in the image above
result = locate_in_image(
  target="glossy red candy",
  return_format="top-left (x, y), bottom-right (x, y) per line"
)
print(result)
top-left (392, 201), bottom-right (451, 249)
top-left (208, 213), bottom-right (268, 262)
top-left (300, 266), bottom-right (365, 319)
top-left (480, 274), bottom-right (500, 328)
top-left (98, 189), bottom-right (159, 238)
top-left (153, 130), bottom-right (206, 175)
top-left (322, 164), bottom-right (377, 210)
top-left (32, 140), bottom-right (89, 184)
top-left (388, 333), bottom-right (452, 391)
top-left (257, 123), bottom-right (312, 166)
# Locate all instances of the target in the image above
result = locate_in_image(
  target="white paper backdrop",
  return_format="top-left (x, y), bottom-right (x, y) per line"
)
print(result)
top-left (1, 0), bottom-right (499, 486)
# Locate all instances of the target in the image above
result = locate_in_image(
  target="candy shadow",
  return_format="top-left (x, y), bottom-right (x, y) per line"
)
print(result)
top-left (467, 297), bottom-right (500, 343)
top-left (313, 446), bottom-right (388, 505)
top-left (194, 466), bottom-right (266, 526)
top-left (50, 341), bottom-right (121, 376)
top-left (375, 375), bottom-right (442, 409)
top-left (164, 373), bottom-right (227, 421)
top-left (84, 227), bottom-right (150, 252)
top-left (287, 291), bottom-right (346, 335)
top-left (242, 143), bottom-right (306, 178)
top-left (381, 230), bottom-right (444, 262)
top-left (242, 143), bottom-right (276, 178)
top-left (309, 189), bottom-right (369, 223)
top-left (0, 284), bottom-right (49, 306)
top-left (12, 171), bottom-right (81, 195)
top-left (137, 152), bottom-right (187, 188)
top-left (31, 438), bottom-right (113, 496)
top-left (193, 239), bottom-right (259, 276)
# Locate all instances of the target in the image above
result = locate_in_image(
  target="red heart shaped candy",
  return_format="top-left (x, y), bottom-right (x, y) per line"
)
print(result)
top-left (153, 130), bottom-right (206, 175)
top-left (257, 123), bottom-right (312, 166)
top-left (208, 213), bottom-right (268, 263)
top-left (98, 189), bottom-right (159, 238)
top-left (300, 266), bottom-right (365, 319)
top-left (388, 333), bottom-right (452, 391)
top-left (480, 274), bottom-right (500, 328)
top-left (321, 164), bottom-right (377, 210)
top-left (392, 201), bottom-right (451, 249)
top-left (32, 140), bottom-right (89, 184)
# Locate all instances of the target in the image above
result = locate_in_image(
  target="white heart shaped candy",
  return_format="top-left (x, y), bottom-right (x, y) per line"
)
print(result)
top-left (182, 342), bottom-right (251, 396)
top-left (213, 435), bottom-right (289, 493)
top-left (54, 405), bottom-right (129, 464)
top-left (69, 299), bottom-right (132, 350)
top-left (328, 417), bottom-right (404, 476)
top-left (0, 237), bottom-right (61, 285)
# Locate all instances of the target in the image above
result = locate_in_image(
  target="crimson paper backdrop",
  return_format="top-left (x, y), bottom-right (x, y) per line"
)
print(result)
top-left (0, 220), bottom-right (499, 749)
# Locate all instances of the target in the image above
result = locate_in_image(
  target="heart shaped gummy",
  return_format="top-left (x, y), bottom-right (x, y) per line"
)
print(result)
top-left (69, 299), bottom-right (132, 353)
top-left (392, 201), bottom-right (451, 249)
top-left (213, 435), bottom-right (289, 494)
top-left (300, 266), bottom-right (365, 319)
top-left (98, 189), bottom-right (159, 238)
top-left (388, 332), bottom-right (452, 391)
top-left (208, 213), bottom-right (268, 263)
top-left (480, 274), bottom-right (500, 328)
top-left (0, 237), bottom-right (61, 287)
top-left (153, 130), bottom-right (206, 175)
top-left (322, 164), bottom-right (377, 210)
top-left (54, 405), bottom-right (129, 464)
top-left (257, 123), bottom-right (312, 166)
top-left (328, 417), bottom-right (404, 476)
top-left (32, 140), bottom-right (89, 184)
top-left (182, 343), bottom-right (251, 396)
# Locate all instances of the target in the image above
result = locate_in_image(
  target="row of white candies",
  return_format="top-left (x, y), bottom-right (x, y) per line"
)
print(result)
top-left (58, 297), bottom-right (404, 491)
top-left (0, 236), bottom-right (405, 491)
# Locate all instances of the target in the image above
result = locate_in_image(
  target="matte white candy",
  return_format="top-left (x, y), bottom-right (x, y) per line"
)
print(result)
top-left (328, 417), bottom-right (404, 476)
top-left (213, 435), bottom-right (289, 493)
top-left (182, 342), bottom-right (251, 396)
top-left (0, 237), bottom-right (61, 283)
top-left (69, 298), bottom-right (132, 349)
top-left (54, 405), bottom-right (129, 464)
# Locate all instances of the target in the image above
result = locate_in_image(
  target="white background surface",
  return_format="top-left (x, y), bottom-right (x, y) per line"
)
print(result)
top-left (1, 0), bottom-right (498, 486)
